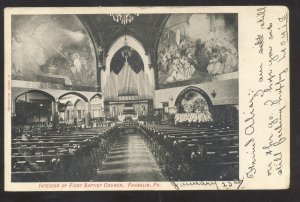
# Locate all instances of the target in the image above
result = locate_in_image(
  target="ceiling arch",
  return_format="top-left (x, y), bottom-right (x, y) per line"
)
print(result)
top-left (90, 93), bottom-right (102, 101)
top-left (77, 14), bottom-right (170, 64)
top-left (14, 89), bottom-right (55, 102)
top-left (76, 14), bottom-right (171, 90)
top-left (58, 92), bottom-right (88, 102)
top-left (102, 34), bottom-right (154, 88)
top-left (106, 35), bottom-right (148, 67)
top-left (66, 101), bottom-right (74, 106)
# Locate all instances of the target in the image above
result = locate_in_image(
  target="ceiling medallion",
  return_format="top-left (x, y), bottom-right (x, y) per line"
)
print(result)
top-left (109, 14), bottom-right (139, 25)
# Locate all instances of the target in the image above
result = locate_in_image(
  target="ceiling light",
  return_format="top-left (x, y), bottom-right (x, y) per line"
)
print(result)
top-left (109, 14), bottom-right (139, 25)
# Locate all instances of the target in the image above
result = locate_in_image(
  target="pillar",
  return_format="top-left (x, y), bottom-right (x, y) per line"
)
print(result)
top-left (51, 101), bottom-right (60, 121)
top-left (64, 108), bottom-right (68, 121)
top-left (11, 98), bottom-right (15, 116)
top-left (96, 66), bottom-right (102, 92)
top-left (73, 104), bottom-right (77, 121)
top-left (85, 101), bottom-right (91, 127)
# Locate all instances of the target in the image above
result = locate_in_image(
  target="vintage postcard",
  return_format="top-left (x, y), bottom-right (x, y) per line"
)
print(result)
top-left (4, 6), bottom-right (289, 191)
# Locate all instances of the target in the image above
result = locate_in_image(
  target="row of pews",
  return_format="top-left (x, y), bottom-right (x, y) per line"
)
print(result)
top-left (11, 126), bottom-right (120, 182)
top-left (138, 123), bottom-right (239, 181)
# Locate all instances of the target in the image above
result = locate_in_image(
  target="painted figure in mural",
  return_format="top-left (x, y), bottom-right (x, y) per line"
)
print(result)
top-left (158, 14), bottom-right (238, 85)
top-left (11, 15), bottom-right (97, 87)
top-left (70, 53), bottom-right (83, 80)
top-left (11, 34), bottom-right (23, 77)
top-left (12, 31), bottom-right (46, 79)
top-left (163, 44), bottom-right (196, 83)
top-left (206, 42), bottom-right (238, 76)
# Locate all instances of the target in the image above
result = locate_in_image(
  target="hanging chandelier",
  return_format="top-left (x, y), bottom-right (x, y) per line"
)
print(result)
top-left (109, 14), bottom-right (139, 25)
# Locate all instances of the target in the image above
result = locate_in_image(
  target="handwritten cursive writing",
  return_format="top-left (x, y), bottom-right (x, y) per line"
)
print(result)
top-left (245, 138), bottom-right (256, 178)
top-left (179, 181), bottom-right (219, 190)
top-left (255, 35), bottom-right (264, 54)
top-left (244, 90), bottom-right (264, 135)
top-left (257, 7), bottom-right (266, 29)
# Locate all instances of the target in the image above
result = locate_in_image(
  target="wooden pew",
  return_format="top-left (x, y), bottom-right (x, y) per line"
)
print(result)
top-left (11, 125), bottom-right (120, 182)
top-left (138, 124), bottom-right (239, 181)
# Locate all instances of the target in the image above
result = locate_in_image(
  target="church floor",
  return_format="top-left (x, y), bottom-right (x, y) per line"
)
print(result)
top-left (95, 133), bottom-right (166, 182)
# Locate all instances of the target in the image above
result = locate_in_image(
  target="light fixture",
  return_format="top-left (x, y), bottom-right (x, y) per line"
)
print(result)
top-left (97, 46), bottom-right (103, 69)
top-left (97, 46), bottom-right (103, 54)
top-left (121, 35), bottom-right (133, 60)
top-left (211, 90), bottom-right (217, 98)
top-left (109, 14), bottom-right (139, 25)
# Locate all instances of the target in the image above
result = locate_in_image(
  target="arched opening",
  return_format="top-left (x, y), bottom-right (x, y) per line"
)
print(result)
top-left (102, 35), bottom-right (154, 119)
top-left (102, 35), bottom-right (154, 101)
top-left (174, 86), bottom-right (213, 124)
top-left (58, 92), bottom-right (88, 124)
top-left (90, 93), bottom-right (102, 101)
top-left (14, 90), bottom-right (55, 124)
top-left (58, 92), bottom-right (88, 102)
top-left (175, 86), bottom-right (212, 112)
top-left (75, 100), bottom-right (85, 125)
top-left (64, 101), bottom-right (74, 122)
top-left (90, 95), bottom-right (103, 119)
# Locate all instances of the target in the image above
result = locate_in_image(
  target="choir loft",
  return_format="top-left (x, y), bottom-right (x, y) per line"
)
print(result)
top-left (11, 13), bottom-right (239, 182)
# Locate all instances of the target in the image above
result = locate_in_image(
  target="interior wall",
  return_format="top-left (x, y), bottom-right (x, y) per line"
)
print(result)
top-left (12, 86), bottom-right (102, 102)
top-left (154, 78), bottom-right (238, 109)
top-left (211, 105), bottom-right (238, 123)
top-left (11, 86), bottom-right (103, 119)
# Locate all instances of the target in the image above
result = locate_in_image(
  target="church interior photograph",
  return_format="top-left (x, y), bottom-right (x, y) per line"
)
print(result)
top-left (10, 13), bottom-right (239, 182)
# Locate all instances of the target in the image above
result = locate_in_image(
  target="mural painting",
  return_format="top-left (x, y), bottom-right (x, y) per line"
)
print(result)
top-left (11, 15), bottom-right (97, 89)
top-left (158, 14), bottom-right (238, 86)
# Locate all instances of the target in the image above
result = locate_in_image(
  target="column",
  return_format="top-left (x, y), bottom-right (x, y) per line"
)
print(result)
top-left (11, 98), bottom-right (15, 116)
top-left (51, 101), bottom-right (59, 122)
top-left (85, 101), bottom-right (91, 128)
top-left (96, 66), bottom-right (101, 92)
top-left (64, 109), bottom-right (68, 121)
top-left (73, 101), bottom-right (77, 119)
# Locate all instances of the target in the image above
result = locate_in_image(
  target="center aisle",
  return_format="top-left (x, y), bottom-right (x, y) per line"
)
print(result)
top-left (95, 133), bottom-right (166, 181)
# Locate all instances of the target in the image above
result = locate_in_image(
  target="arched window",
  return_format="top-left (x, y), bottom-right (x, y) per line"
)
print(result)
top-left (174, 86), bottom-right (213, 123)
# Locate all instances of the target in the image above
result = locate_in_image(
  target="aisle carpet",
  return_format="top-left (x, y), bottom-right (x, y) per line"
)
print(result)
top-left (95, 133), bottom-right (166, 181)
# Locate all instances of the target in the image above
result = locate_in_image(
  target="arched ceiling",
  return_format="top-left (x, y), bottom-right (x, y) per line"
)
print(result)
top-left (77, 14), bottom-right (170, 62)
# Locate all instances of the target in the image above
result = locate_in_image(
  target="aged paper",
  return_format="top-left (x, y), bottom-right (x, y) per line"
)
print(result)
top-left (4, 6), bottom-right (289, 191)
